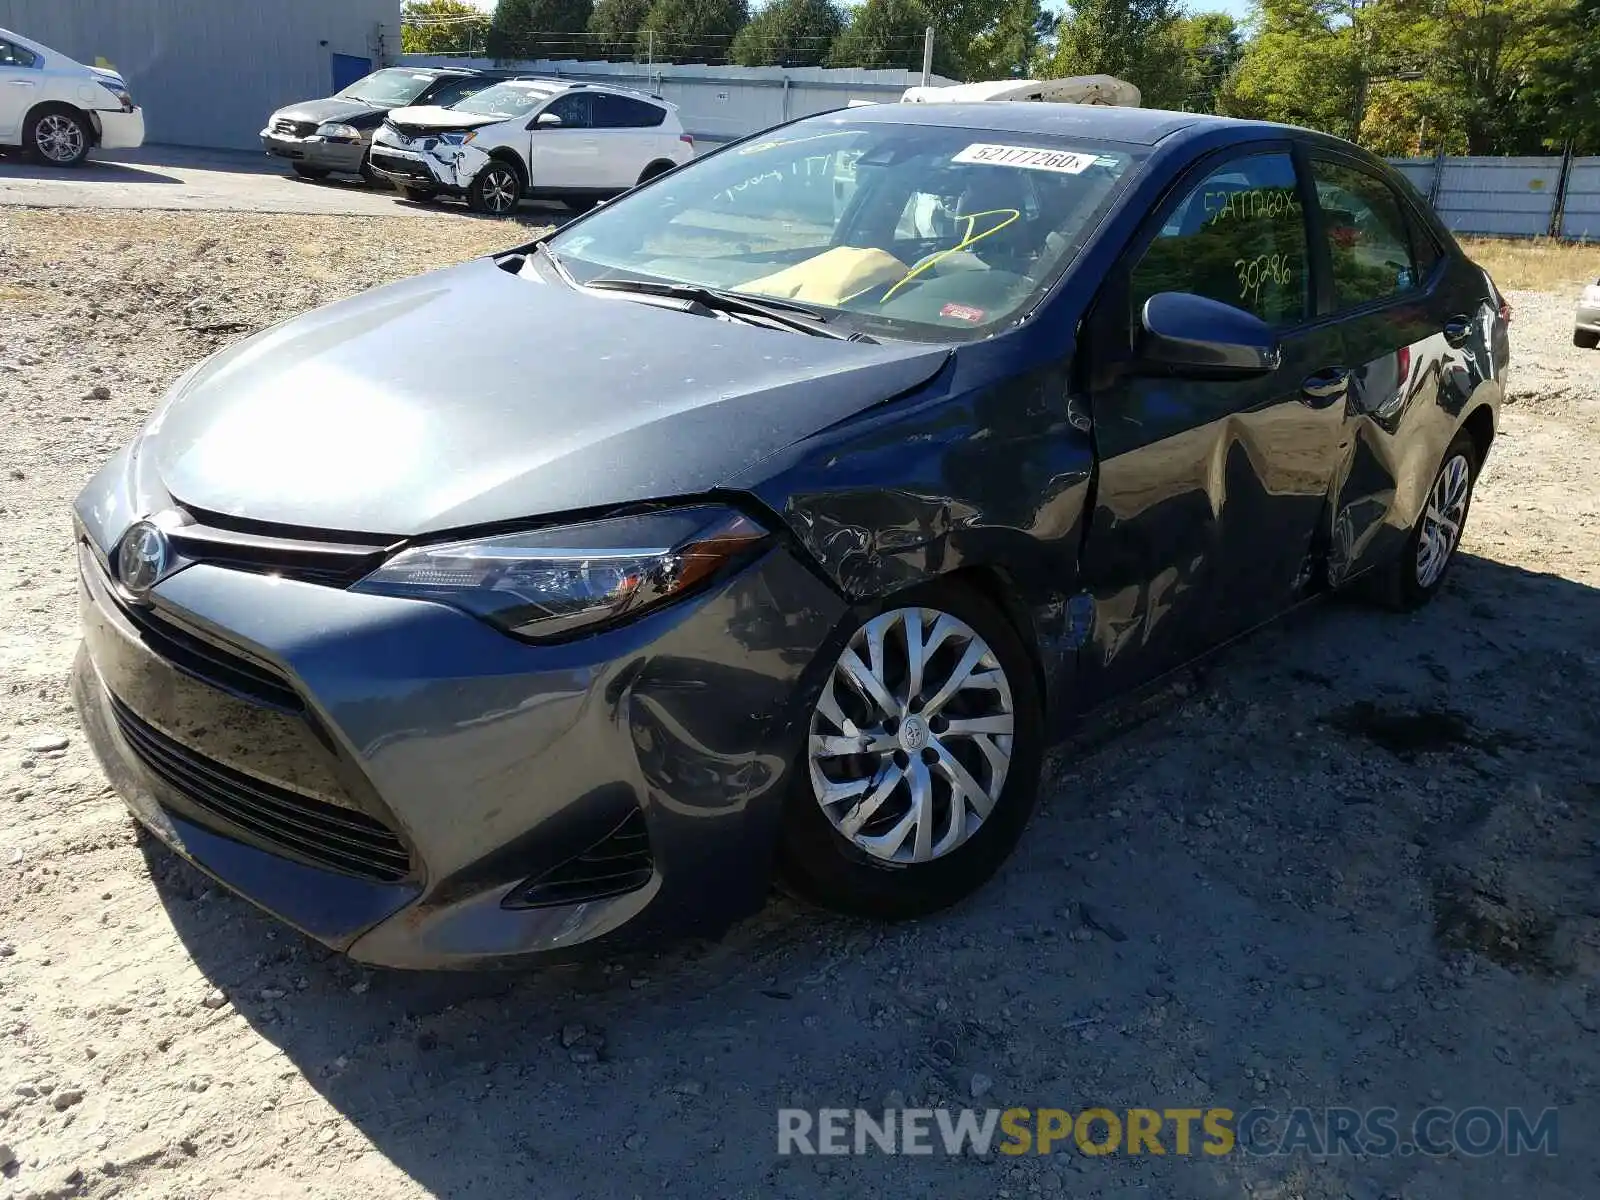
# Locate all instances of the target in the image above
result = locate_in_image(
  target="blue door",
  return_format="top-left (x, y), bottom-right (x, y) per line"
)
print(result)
top-left (331, 53), bottom-right (373, 93)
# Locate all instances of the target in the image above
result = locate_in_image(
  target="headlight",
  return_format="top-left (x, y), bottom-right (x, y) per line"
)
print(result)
top-left (438, 130), bottom-right (477, 146)
top-left (96, 79), bottom-right (133, 111)
top-left (315, 122), bottom-right (363, 141)
top-left (352, 506), bottom-right (769, 640)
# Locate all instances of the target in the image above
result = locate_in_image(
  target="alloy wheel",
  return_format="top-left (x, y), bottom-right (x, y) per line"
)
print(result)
top-left (808, 607), bottom-right (1015, 865)
top-left (480, 167), bottom-right (518, 214)
top-left (1416, 452), bottom-right (1471, 588)
top-left (36, 114), bottom-right (85, 163)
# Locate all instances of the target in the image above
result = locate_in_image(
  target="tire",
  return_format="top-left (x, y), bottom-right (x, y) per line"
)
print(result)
top-left (564, 195), bottom-right (599, 213)
top-left (1575, 328), bottom-right (1599, 349)
top-left (396, 184), bottom-right (436, 203)
top-left (291, 164), bottom-right (330, 181)
top-left (467, 160), bottom-right (522, 216)
top-left (777, 579), bottom-right (1044, 920)
top-left (358, 155), bottom-right (384, 188)
top-left (25, 106), bottom-right (91, 167)
top-left (1371, 431), bottom-right (1479, 610)
top-left (636, 160), bottom-right (674, 186)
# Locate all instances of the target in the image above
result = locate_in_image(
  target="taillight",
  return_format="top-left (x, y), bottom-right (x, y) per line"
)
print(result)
top-left (679, 133), bottom-right (693, 148)
top-left (1499, 298), bottom-right (1512, 324)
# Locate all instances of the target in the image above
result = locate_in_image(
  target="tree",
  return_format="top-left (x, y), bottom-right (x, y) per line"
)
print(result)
top-left (1172, 12), bottom-right (1242, 113)
top-left (828, 0), bottom-right (945, 71)
top-left (1217, 0), bottom-right (1364, 138)
top-left (964, 0), bottom-right (1053, 78)
top-left (403, 0), bottom-right (492, 55)
top-left (1522, 0), bottom-right (1600, 152)
top-left (731, 0), bottom-right (844, 66)
top-left (640, 0), bottom-right (750, 62)
top-left (589, 0), bottom-right (656, 58)
top-left (487, 0), bottom-right (596, 60)
top-left (1048, 0), bottom-right (1187, 109)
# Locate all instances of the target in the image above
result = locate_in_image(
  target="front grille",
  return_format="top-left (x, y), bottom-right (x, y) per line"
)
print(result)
top-left (272, 117), bottom-right (318, 137)
top-left (110, 694), bottom-right (412, 883)
top-left (124, 600), bottom-right (304, 712)
top-left (369, 151), bottom-right (433, 181)
top-left (505, 811), bottom-right (653, 909)
top-left (129, 503), bottom-right (398, 589)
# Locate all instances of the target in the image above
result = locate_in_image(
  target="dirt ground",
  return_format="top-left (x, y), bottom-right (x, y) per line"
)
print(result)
top-left (1, 210), bottom-right (1596, 1200)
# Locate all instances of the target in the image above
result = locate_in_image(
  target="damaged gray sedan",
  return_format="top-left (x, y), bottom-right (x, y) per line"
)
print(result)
top-left (72, 102), bottom-right (1507, 967)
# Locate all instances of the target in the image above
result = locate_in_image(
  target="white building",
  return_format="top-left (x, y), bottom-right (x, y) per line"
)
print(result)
top-left (0, 0), bottom-right (400, 150)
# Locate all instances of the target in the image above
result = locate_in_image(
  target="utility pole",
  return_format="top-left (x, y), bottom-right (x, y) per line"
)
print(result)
top-left (647, 30), bottom-right (654, 67)
top-left (921, 26), bottom-right (933, 86)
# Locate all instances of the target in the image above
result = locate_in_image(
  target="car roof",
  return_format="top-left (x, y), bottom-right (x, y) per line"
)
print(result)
top-left (488, 77), bottom-right (672, 105)
top-left (843, 102), bottom-right (1287, 148)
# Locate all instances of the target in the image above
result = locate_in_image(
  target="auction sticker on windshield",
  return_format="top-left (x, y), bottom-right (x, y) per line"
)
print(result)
top-left (952, 144), bottom-right (1098, 174)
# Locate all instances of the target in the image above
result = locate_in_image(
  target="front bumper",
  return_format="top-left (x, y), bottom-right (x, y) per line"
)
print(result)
top-left (368, 137), bottom-right (487, 193)
top-left (72, 528), bottom-right (846, 968)
top-left (260, 131), bottom-right (368, 173)
top-left (95, 107), bottom-right (145, 151)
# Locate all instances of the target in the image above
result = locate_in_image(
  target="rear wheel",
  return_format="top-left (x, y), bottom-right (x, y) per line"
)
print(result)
top-left (468, 161), bottom-right (521, 216)
top-left (26, 107), bottom-right (90, 167)
top-left (1370, 431), bottom-right (1479, 610)
top-left (777, 581), bottom-right (1043, 920)
top-left (291, 164), bottom-right (330, 181)
top-left (1576, 328), bottom-right (1599, 349)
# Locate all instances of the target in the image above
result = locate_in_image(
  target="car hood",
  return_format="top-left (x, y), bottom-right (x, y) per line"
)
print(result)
top-left (276, 96), bottom-right (386, 124)
top-left (139, 258), bottom-right (950, 536)
top-left (384, 104), bottom-right (508, 130)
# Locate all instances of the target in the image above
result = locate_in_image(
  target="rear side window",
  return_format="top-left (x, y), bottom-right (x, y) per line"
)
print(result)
top-left (1129, 152), bottom-right (1309, 327)
top-left (428, 77), bottom-right (489, 108)
top-left (0, 39), bottom-right (39, 68)
top-left (1311, 160), bottom-right (1419, 310)
top-left (594, 94), bottom-right (667, 128)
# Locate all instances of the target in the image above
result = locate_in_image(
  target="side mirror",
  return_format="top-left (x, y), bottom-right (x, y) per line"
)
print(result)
top-left (1136, 292), bottom-right (1281, 380)
top-left (531, 111), bottom-right (562, 129)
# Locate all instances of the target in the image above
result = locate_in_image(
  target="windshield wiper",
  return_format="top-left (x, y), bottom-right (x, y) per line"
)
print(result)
top-left (581, 278), bottom-right (873, 342)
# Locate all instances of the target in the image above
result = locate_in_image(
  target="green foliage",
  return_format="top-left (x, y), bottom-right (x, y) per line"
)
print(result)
top-left (588, 0), bottom-right (657, 58)
top-left (402, 0), bottom-right (492, 55)
top-left (640, 0), bottom-right (750, 62)
top-left (730, 0), bottom-right (844, 66)
top-left (828, 0), bottom-right (945, 70)
top-left (964, 0), bottom-right (1053, 79)
top-left (488, 0), bottom-right (596, 59)
top-left (1048, 0), bottom-right (1187, 109)
top-left (1173, 12), bottom-right (1243, 113)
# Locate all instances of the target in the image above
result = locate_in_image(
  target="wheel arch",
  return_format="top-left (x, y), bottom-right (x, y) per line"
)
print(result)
top-left (484, 147), bottom-right (528, 186)
top-left (1461, 402), bottom-right (1495, 468)
top-left (638, 158), bottom-right (676, 184)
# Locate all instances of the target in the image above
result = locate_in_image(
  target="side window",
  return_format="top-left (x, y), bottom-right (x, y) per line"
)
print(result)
top-left (1129, 152), bottom-right (1308, 327)
top-left (0, 39), bottom-right (40, 68)
top-left (427, 77), bottom-right (486, 108)
top-left (541, 94), bottom-right (592, 128)
top-left (1311, 161), bottom-right (1418, 310)
top-left (595, 94), bottom-right (666, 128)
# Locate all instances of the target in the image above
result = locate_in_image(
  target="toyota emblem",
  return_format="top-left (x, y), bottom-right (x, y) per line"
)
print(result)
top-left (117, 520), bottom-right (170, 595)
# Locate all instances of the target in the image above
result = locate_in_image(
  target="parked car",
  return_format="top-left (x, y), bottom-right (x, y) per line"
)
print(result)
top-left (0, 26), bottom-right (143, 166)
top-left (1576, 278), bottom-right (1600, 348)
top-left (72, 102), bottom-right (1508, 968)
top-left (369, 78), bottom-right (693, 214)
top-left (260, 66), bottom-right (510, 184)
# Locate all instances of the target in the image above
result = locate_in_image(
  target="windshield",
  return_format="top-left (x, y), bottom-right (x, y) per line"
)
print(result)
top-left (545, 117), bottom-right (1142, 339)
top-left (450, 83), bottom-right (551, 119)
top-left (337, 69), bottom-right (439, 107)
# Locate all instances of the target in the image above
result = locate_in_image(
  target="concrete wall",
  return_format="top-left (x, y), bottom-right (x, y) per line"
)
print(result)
top-left (400, 55), bottom-right (954, 145)
top-left (0, 0), bottom-right (401, 150)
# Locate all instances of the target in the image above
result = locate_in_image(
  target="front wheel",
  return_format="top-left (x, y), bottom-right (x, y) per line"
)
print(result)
top-left (1371, 432), bottom-right (1480, 610)
top-left (467, 161), bottom-right (521, 216)
top-left (27, 107), bottom-right (91, 167)
top-left (777, 581), bottom-right (1043, 920)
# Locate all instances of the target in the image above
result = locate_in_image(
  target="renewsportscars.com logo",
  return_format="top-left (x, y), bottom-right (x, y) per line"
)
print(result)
top-left (777, 1106), bottom-right (1559, 1159)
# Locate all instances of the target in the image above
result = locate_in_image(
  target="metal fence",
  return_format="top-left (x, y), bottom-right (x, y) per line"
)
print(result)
top-left (1388, 152), bottom-right (1600, 240)
top-left (398, 55), bottom-right (953, 145)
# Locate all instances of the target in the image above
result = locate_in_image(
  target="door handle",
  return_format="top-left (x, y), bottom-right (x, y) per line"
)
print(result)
top-left (8, 80), bottom-right (37, 87)
top-left (1443, 315), bottom-right (1473, 347)
top-left (1300, 367), bottom-right (1351, 407)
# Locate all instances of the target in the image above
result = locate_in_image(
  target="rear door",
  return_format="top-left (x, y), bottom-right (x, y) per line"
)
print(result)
top-left (1076, 145), bottom-right (1350, 697)
top-left (528, 92), bottom-right (605, 190)
top-left (592, 93), bottom-right (669, 188)
top-left (1306, 153), bottom-right (1480, 583)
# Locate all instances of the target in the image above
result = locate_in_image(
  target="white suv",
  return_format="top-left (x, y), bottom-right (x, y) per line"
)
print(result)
top-left (370, 78), bottom-right (694, 215)
top-left (0, 26), bottom-right (144, 166)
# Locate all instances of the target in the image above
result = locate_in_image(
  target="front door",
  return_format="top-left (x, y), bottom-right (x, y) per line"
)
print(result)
top-left (528, 92), bottom-right (606, 192)
top-left (1076, 147), bottom-right (1350, 698)
top-left (0, 37), bottom-right (41, 141)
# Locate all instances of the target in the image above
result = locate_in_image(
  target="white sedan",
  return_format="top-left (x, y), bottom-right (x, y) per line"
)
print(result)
top-left (0, 25), bottom-right (144, 166)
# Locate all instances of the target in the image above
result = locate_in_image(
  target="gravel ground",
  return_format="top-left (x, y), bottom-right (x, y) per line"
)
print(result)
top-left (1, 210), bottom-right (1597, 1200)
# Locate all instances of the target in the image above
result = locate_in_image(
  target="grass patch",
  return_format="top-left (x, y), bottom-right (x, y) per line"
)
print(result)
top-left (1461, 237), bottom-right (1600, 291)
